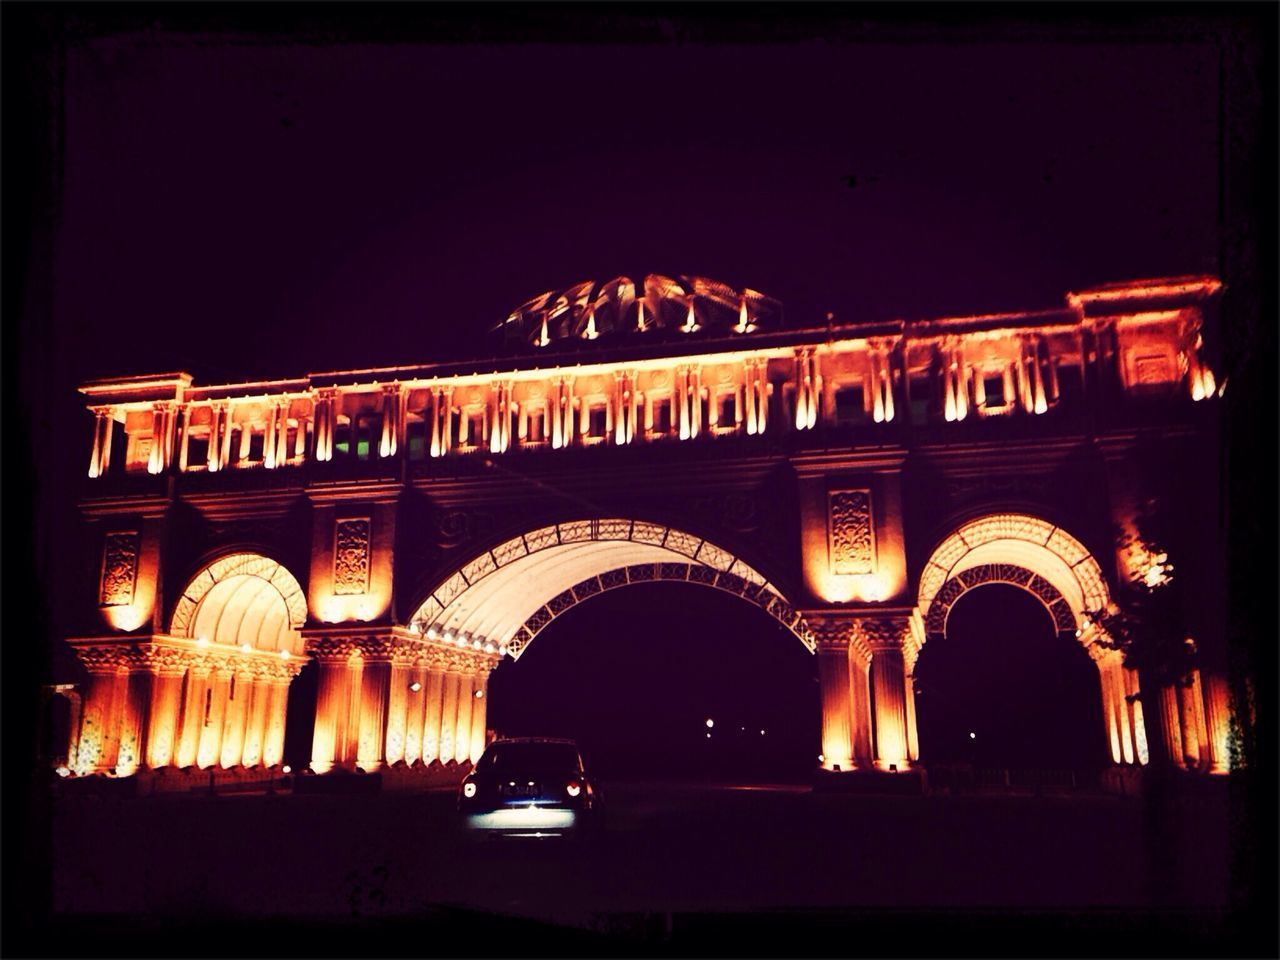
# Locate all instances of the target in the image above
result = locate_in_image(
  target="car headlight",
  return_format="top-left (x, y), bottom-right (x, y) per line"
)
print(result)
top-left (462, 781), bottom-right (477, 798)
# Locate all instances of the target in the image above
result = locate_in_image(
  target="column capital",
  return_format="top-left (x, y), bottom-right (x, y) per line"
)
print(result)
top-left (304, 636), bottom-right (360, 662)
top-left (69, 640), bottom-right (132, 674)
top-left (356, 636), bottom-right (398, 662)
top-left (801, 612), bottom-right (873, 660)
top-left (851, 614), bottom-right (914, 653)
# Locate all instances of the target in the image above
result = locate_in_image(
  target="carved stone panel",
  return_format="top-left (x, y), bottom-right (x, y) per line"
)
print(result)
top-left (828, 489), bottom-right (875, 575)
top-left (100, 533), bottom-right (139, 607)
top-left (333, 518), bottom-right (371, 596)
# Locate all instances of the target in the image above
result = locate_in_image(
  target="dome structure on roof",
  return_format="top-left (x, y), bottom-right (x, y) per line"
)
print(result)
top-left (490, 274), bottom-right (784, 353)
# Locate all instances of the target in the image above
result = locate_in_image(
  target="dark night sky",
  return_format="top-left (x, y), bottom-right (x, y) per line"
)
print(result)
top-left (11, 8), bottom-right (1268, 752)
top-left (55, 34), bottom-right (1220, 388)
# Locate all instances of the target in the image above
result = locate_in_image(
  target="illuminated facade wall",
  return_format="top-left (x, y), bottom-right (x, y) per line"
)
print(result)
top-left (62, 274), bottom-right (1232, 780)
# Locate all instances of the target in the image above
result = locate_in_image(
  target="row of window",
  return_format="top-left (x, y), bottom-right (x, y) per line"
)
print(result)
top-left (110, 363), bottom-right (1096, 475)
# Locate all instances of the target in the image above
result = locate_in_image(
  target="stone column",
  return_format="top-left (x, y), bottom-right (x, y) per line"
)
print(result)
top-left (220, 668), bottom-right (253, 769)
top-left (1123, 666), bottom-right (1149, 765)
top-left (849, 650), bottom-right (874, 768)
top-left (308, 644), bottom-right (354, 774)
top-left (454, 674), bottom-right (475, 764)
top-left (1096, 653), bottom-right (1132, 765)
top-left (902, 646), bottom-right (921, 763)
top-left (438, 667), bottom-right (461, 764)
top-left (469, 671), bottom-right (490, 763)
top-left (175, 666), bottom-right (212, 769)
top-left (147, 667), bottom-right (185, 768)
top-left (76, 663), bottom-right (123, 774)
top-left (422, 662), bottom-right (446, 764)
top-left (1146, 682), bottom-right (1185, 770)
top-left (384, 656), bottom-right (414, 766)
top-left (262, 677), bottom-right (290, 769)
top-left (816, 643), bottom-right (853, 773)
top-left (115, 663), bottom-right (154, 778)
top-left (241, 675), bottom-right (272, 768)
top-left (1201, 672), bottom-right (1232, 774)
top-left (197, 669), bottom-right (232, 769)
top-left (404, 660), bottom-right (428, 766)
top-left (355, 640), bottom-right (394, 772)
top-left (1177, 677), bottom-right (1202, 768)
top-left (859, 617), bottom-right (913, 772)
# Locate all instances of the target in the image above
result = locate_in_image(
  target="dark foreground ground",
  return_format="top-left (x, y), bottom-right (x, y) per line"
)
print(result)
top-left (23, 777), bottom-right (1260, 956)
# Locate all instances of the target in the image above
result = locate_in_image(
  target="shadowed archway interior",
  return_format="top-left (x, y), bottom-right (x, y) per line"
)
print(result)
top-left (487, 581), bottom-right (821, 782)
top-left (913, 583), bottom-right (1106, 770)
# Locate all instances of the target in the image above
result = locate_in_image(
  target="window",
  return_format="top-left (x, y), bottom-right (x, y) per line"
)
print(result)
top-left (982, 374), bottom-right (1005, 409)
top-left (590, 406), bottom-right (608, 438)
top-left (463, 411), bottom-right (485, 447)
top-left (650, 399), bottom-right (671, 436)
top-left (526, 407), bottom-right (546, 443)
top-left (718, 393), bottom-right (736, 428)
top-left (834, 383), bottom-right (866, 425)
top-left (186, 434), bottom-right (210, 469)
top-left (247, 431), bottom-right (265, 463)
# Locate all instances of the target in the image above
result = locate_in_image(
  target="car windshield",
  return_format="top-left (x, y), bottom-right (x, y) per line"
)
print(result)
top-left (478, 743), bottom-right (582, 775)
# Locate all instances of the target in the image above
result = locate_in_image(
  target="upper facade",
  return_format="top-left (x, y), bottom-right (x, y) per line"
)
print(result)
top-left (78, 274), bottom-right (1222, 486)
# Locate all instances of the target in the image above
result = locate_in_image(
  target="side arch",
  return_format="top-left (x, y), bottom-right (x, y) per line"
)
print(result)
top-left (170, 551), bottom-right (308, 656)
top-left (917, 513), bottom-right (1113, 647)
top-left (407, 518), bottom-right (816, 658)
top-left (914, 513), bottom-right (1145, 766)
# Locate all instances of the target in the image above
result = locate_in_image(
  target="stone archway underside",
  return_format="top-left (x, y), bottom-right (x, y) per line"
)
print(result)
top-left (926, 563), bottom-right (1079, 645)
top-left (917, 514), bottom-right (1111, 634)
top-left (409, 518), bottom-right (815, 658)
top-left (170, 552), bottom-right (308, 656)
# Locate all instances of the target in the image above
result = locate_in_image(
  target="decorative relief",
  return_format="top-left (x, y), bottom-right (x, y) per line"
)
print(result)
top-left (807, 616), bottom-right (856, 651)
top-left (659, 562), bottom-right (690, 581)
top-left (828, 490), bottom-right (875, 575)
top-left (506, 565), bottom-right (817, 655)
top-left (99, 533), bottom-right (139, 607)
top-left (333, 519), bottom-right (372, 596)
top-left (1133, 353), bottom-right (1173, 385)
top-left (923, 564), bottom-right (1078, 641)
top-left (853, 616), bottom-right (912, 651)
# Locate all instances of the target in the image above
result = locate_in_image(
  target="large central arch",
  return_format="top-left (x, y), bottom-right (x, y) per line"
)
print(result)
top-left (408, 518), bottom-right (816, 658)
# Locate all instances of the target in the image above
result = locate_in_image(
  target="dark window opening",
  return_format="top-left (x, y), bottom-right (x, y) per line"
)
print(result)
top-left (526, 409), bottom-right (546, 443)
top-left (187, 435), bottom-right (210, 468)
top-left (982, 375), bottom-right (1005, 408)
top-left (651, 401), bottom-right (671, 436)
top-left (834, 384), bottom-right (866, 425)
top-left (718, 394), bottom-right (736, 427)
top-left (587, 406), bottom-right (608, 439)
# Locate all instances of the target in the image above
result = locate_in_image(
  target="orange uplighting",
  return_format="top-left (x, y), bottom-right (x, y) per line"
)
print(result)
top-left (1067, 276), bottom-right (1222, 307)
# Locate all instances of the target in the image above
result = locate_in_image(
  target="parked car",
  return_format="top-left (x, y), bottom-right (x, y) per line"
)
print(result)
top-left (458, 737), bottom-right (600, 838)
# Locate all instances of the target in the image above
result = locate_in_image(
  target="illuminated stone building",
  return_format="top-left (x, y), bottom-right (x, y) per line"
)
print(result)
top-left (55, 273), bottom-right (1233, 784)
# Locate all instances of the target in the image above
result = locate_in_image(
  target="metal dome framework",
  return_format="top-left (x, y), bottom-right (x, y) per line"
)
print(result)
top-left (493, 274), bottom-right (784, 350)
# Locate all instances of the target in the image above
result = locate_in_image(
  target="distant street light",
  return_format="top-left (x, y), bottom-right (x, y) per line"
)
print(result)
top-left (705, 718), bottom-right (714, 729)
top-left (969, 731), bottom-right (977, 740)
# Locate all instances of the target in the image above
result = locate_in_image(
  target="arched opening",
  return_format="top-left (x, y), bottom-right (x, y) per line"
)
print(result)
top-left (158, 552), bottom-right (308, 770)
top-left (403, 518), bottom-right (817, 780)
top-left (913, 583), bottom-right (1106, 772)
top-left (407, 518), bottom-right (814, 658)
top-left (487, 581), bottom-right (820, 783)
top-left (913, 513), bottom-right (1141, 782)
top-left (171, 552), bottom-right (308, 656)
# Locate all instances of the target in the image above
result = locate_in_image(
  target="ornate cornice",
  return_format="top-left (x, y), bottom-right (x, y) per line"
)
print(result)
top-left (67, 634), bottom-right (306, 681)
